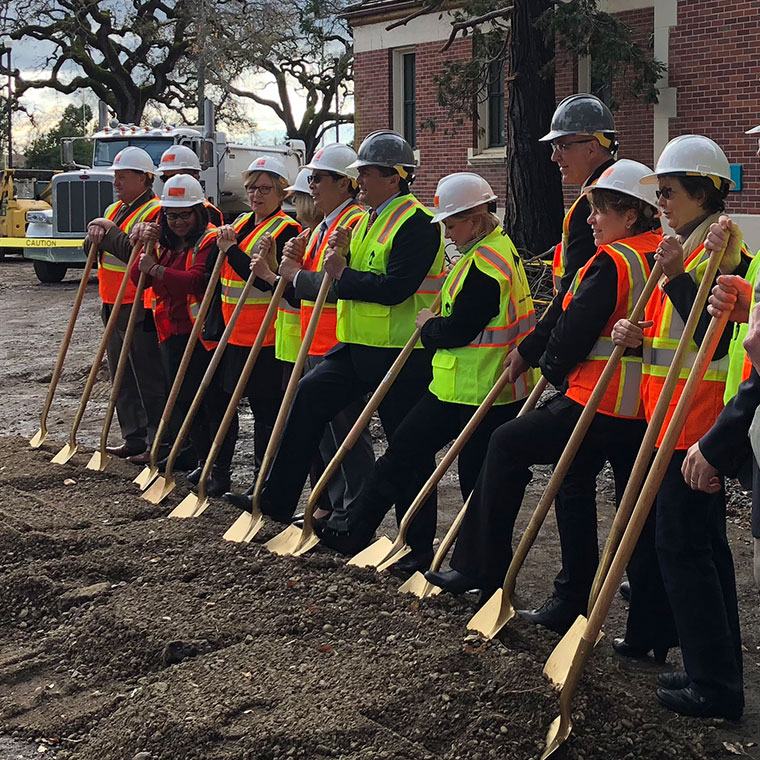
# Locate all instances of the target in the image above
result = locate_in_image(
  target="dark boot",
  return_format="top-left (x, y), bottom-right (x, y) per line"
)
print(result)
top-left (207, 467), bottom-right (231, 498)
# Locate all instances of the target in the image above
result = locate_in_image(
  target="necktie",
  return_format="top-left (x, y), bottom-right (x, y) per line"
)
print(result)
top-left (316, 220), bottom-right (328, 248)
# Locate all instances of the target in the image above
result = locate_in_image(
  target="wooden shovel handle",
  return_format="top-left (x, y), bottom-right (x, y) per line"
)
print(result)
top-left (583, 245), bottom-right (728, 644)
top-left (37, 242), bottom-right (98, 435)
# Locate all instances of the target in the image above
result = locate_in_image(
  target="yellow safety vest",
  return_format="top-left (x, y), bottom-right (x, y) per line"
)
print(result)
top-left (429, 227), bottom-right (537, 405)
top-left (336, 195), bottom-right (446, 348)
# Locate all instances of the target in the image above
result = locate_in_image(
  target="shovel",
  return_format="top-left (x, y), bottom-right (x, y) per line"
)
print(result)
top-left (134, 247), bottom-right (226, 490)
top-left (142, 266), bottom-right (259, 504)
top-left (30, 242), bottom-right (98, 449)
top-left (350, 373), bottom-right (551, 570)
top-left (51, 244), bottom-right (142, 465)
top-left (170, 275), bottom-right (289, 518)
top-left (223, 271), bottom-right (332, 538)
top-left (542, 249), bottom-right (728, 760)
top-left (262, 291), bottom-right (443, 556)
top-left (399, 376), bottom-right (548, 597)
top-left (543, 247), bottom-right (725, 691)
top-left (467, 261), bottom-right (663, 640)
top-left (87, 243), bottom-right (158, 471)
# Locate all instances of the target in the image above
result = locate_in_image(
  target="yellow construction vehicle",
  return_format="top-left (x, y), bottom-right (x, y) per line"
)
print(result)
top-left (0, 168), bottom-right (57, 262)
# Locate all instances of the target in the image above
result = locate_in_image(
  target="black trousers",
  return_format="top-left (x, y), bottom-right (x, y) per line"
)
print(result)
top-left (342, 390), bottom-right (523, 554)
top-left (159, 334), bottom-right (234, 470)
top-left (450, 394), bottom-right (671, 649)
top-left (223, 345), bottom-right (284, 477)
top-left (656, 452), bottom-right (743, 702)
top-left (260, 344), bottom-right (433, 528)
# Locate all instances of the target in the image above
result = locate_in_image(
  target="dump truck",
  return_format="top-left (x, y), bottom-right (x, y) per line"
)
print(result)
top-left (23, 100), bottom-right (306, 282)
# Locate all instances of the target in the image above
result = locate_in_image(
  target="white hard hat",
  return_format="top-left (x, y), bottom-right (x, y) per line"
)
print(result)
top-left (431, 172), bottom-right (497, 224)
top-left (158, 144), bottom-right (202, 173)
top-left (285, 168), bottom-right (312, 195)
top-left (243, 155), bottom-right (291, 184)
top-left (160, 175), bottom-right (206, 207)
top-left (746, 123), bottom-right (760, 135)
top-left (305, 143), bottom-right (359, 181)
top-left (111, 146), bottom-right (156, 175)
top-left (641, 134), bottom-right (735, 189)
top-left (583, 159), bottom-right (659, 209)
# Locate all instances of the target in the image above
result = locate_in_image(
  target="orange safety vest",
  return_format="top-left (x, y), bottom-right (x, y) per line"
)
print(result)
top-left (99, 196), bottom-right (161, 304)
top-left (298, 203), bottom-right (365, 356)
top-left (562, 230), bottom-right (661, 419)
top-left (219, 210), bottom-right (301, 347)
top-left (641, 242), bottom-right (730, 449)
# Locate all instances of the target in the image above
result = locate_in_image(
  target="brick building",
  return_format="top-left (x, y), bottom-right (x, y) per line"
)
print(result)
top-left (346, 0), bottom-right (760, 248)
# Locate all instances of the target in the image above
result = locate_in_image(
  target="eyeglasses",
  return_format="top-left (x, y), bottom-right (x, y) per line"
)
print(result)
top-left (550, 139), bottom-right (595, 153)
top-left (248, 184), bottom-right (274, 195)
top-left (165, 210), bottom-right (194, 221)
top-left (655, 187), bottom-right (674, 200)
top-left (307, 173), bottom-right (336, 185)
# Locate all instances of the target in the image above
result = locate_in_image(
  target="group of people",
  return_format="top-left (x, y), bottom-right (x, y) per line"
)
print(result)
top-left (85, 92), bottom-right (760, 723)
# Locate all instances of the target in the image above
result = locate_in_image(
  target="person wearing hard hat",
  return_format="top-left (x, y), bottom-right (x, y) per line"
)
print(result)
top-left (127, 175), bottom-right (228, 489)
top-left (209, 155), bottom-right (301, 485)
top-left (426, 162), bottom-right (667, 641)
top-left (611, 136), bottom-right (750, 720)
top-left (504, 94), bottom-right (618, 384)
top-left (223, 145), bottom-right (374, 522)
top-left (156, 144), bottom-right (224, 226)
top-left (85, 146), bottom-right (166, 460)
top-left (252, 130), bottom-right (445, 535)
top-left (316, 173), bottom-right (537, 571)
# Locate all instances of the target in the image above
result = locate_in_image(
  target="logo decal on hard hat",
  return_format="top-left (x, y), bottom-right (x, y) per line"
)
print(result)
top-left (168, 187), bottom-right (186, 196)
top-left (114, 155), bottom-right (121, 163)
top-left (600, 166), bottom-right (615, 180)
top-left (434, 195), bottom-right (440, 208)
top-left (165, 153), bottom-right (176, 162)
top-left (315, 150), bottom-right (324, 159)
top-left (256, 158), bottom-right (266, 166)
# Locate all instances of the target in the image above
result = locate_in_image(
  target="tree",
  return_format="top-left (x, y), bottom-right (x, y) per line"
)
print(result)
top-left (209, 0), bottom-right (354, 159)
top-left (399, 0), bottom-right (666, 254)
top-left (24, 104), bottom-right (93, 168)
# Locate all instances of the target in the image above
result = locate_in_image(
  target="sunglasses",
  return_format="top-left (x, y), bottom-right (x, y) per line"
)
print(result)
top-left (165, 210), bottom-right (194, 221)
top-left (655, 187), bottom-right (674, 200)
top-left (550, 139), bottom-right (595, 153)
top-left (307, 173), bottom-right (338, 185)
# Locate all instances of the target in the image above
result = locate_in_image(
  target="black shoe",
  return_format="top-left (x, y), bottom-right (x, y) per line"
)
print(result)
top-left (207, 470), bottom-right (231, 498)
top-left (619, 580), bottom-right (631, 602)
top-left (517, 595), bottom-right (583, 635)
top-left (657, 671), bottom-right (690, 690)
top-left (423, 569), bottom-right (479, 595)
top-left (158, 450), bottom-right (197, 472)
top-left (223, 491), bottom-right (253, 513)
top-left (186, 465), bottom-right (203, 486)
top-left (389, 551), bottom-right (434, 577)
top-left (313, 522), bottom-right (373, 556)
top-left (612, 637), bottom-right (669, 665)
top-left (107, 443), bottom-right (144, 459)
top-left (656, 685), bottom-right (743, 721)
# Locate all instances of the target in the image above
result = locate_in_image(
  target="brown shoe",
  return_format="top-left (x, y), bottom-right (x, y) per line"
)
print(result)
top-left (127, 451), bottom-right (152, 465)
top-left (106, 444), bottom-right (144, 459)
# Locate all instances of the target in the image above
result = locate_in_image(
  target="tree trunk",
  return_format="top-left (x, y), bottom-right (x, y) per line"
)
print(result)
top-left (504, 0), bottom-right (564, 256)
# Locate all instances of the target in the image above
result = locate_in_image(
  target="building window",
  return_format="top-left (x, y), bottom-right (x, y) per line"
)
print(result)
top-left (393, 47), bottom-right (416, 148)
top-left (487, 59), bottom-right (505, 148)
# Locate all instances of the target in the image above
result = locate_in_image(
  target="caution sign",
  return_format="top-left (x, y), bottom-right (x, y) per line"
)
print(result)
top-left (0, 237), bottom-right (85, 248)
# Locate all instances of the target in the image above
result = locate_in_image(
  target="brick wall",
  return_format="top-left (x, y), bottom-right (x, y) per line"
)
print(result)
top-left (353, 48), bottom-right (392, 145)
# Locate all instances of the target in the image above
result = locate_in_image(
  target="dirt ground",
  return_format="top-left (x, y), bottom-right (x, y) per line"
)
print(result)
top-left (0, 258), bottom-right (758, 760)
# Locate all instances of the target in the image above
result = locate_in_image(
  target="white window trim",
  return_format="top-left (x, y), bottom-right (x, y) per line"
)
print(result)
top-left (469, 64), bottom-right (507, 164)
top-left (392, 47), bottom-right (416, 142)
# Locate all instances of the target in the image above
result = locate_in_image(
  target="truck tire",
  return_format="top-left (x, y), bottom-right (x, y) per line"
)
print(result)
top-left (33, 260), bottom-right (67, 283)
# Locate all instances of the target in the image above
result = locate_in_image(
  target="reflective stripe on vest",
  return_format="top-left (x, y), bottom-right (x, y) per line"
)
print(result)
top-left (336, 195), bottom-right (446, 349)
top-left (298, 204), bottom-right (365, 357)
top-left (562, 231), bottom-right (660, 419)
top-left (186, 227), bottom-right (220, 351)
top-left (642, 241), bottom-right (730, 448)
top-left (553, 194), bottom-right (584, 295)
top-left (98, 197), bottom-right (161, 304)
top-left (219, 211), bottom-right (301, 347)
top-left (429, 227), bottom-right (537, 406)
top-left (724, 251), bottom-right (760, 402)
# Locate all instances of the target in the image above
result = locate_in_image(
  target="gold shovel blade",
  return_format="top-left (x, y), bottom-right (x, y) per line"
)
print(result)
top-left (51, 443), bottom-right (77, 465)
top-left (265, 524), bottom-right (304, 555)
top-left (376, 544), bottom-right (412, 572)
top-left (540, 714), bottom-right (572, 760)
top-left (29, 429), bottom-right (47, 449)
top-left (142, 475), bottom-right (175, 504)
top-left (290, 531), bottom-right (320, 557)
top-left (347, 536), bottom-right (394, 568)
top-left (223, 511), bottom-right (264, 543)
top-left (134, 465), bottom-right (158, 489)
top-left (398, 571), bottom-right (442, 598)
top-left (466, 588), bottom-right (514, 639)
top-left (168, 493), bottom-right (209, 519)
top-left (86, 450), bottom-right (110, 472)
top-left (543, 615), bottom-right (604, 688)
